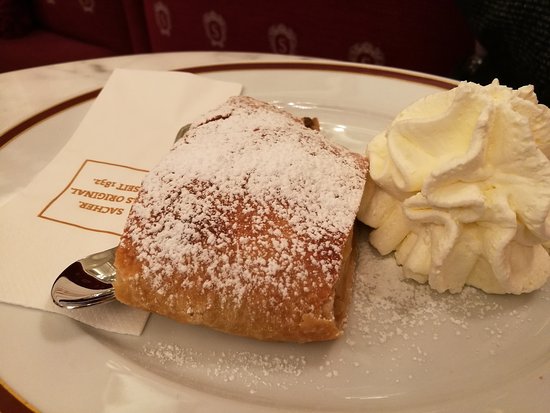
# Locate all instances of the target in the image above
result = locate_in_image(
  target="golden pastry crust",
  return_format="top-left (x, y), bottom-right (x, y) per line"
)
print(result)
top-left (114, 96), bottom-right (368, 342)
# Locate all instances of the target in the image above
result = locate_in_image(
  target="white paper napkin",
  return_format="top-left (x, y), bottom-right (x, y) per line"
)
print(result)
top-left (0, 68), bottom-right (243, 335)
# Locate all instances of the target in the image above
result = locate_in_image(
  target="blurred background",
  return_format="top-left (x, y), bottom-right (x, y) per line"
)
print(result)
top-left (1, 0), bottom-right (548, 104)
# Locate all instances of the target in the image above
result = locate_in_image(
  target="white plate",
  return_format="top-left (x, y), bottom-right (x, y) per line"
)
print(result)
top-left (1, 62), bottom-right (549, 413)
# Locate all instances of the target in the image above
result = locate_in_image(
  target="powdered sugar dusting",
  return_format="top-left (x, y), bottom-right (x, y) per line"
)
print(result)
top-left (137, 225), bottom-right (549, 404)
top-left (349, 228), bottom-right (508, 350)
top-left (122, 97), bottom-right (550, 408)
top-left (119, 96), bottom-right (367, 333)
top-left (143, 342), bottom-right (307, 392)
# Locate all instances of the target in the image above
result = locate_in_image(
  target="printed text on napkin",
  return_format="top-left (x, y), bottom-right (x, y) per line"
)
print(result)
top-left (40, 159), bottom-right (146, 236)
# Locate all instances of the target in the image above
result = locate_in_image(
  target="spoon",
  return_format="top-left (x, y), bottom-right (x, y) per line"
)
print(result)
top-left (50, 124), bottom-right (192, 309)
top-left (51, 247), bottom-right (117, 309)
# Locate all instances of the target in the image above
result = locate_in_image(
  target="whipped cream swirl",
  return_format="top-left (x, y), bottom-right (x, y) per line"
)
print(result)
top-left (358, 80), bottom-right (550, 294)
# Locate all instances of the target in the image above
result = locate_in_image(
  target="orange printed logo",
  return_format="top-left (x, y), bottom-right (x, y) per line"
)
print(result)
top-left (39, 159), bottom-right (147, 236)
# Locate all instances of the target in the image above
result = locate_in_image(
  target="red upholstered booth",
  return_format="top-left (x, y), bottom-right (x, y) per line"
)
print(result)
top-left (1, 0), bottom-right (474, 78)
top-left (142, 0), bottom-right (474, 77)
top-left (0, 0), bottom-right (150, 73)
